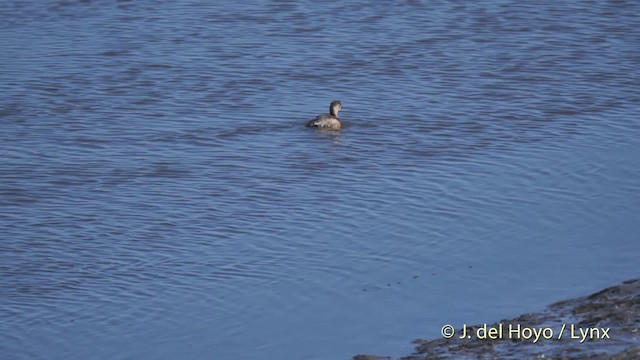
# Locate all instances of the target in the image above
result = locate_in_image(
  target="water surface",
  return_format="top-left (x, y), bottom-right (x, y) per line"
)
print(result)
top-left (1, 1), bottom-right (639, 359)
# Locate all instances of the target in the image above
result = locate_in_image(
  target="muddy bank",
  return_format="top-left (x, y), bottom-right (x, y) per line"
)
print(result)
top-left (355, 279), bottom-right (640, 360)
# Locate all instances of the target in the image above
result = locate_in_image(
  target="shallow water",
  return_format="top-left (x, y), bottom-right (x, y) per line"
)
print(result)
top-left (1, 1), bottom-right (639, 359)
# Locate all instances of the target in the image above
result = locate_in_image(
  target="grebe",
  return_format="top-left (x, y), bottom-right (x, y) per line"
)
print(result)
top-left (306, 100), bottom-right (342, 129)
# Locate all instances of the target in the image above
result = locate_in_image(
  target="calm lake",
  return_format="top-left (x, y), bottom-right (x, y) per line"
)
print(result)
top-left (1, 1), bottom-right (639, 359)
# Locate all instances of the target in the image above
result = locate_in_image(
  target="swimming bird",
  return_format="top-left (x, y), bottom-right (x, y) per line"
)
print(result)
top-left (306, 100), bottom-right (342, 129)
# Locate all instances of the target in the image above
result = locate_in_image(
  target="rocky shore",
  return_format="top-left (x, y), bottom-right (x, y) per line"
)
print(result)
top-left (355, 279), bottom-right (640, 360)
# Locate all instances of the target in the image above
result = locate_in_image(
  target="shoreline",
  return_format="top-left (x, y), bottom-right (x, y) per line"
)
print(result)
top-left (355, 279), bottom-right (640, 360)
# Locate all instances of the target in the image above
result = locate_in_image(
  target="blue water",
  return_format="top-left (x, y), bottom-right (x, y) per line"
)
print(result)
top-left (1, 1), bottom-right (639, 359)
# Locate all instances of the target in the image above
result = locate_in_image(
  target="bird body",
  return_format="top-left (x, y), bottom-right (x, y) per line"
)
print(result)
top-left (306, 100), bottom-right (342, 129)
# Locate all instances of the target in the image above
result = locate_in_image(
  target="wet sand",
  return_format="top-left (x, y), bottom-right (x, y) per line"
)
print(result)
top-left (355, 279), bottom-right (640, 360)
